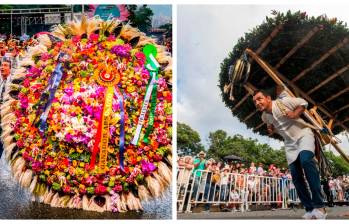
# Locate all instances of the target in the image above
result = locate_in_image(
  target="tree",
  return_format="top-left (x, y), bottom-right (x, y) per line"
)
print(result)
top-left (324, 150), bottom-right (349, 177)
top-left (177, 122), bottom-right (204, 156)
top-left (126, 5), bottom-right (154, 33)
top-left (207, 130), bottom-right (288, 167)
top-left (159, 23), bottom-right (172, 37)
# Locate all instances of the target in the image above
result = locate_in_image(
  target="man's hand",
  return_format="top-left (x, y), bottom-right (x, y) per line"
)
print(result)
top-left (267, 125), bottom-right (274, 134)
top-left (285, 106), bottom-right (305, 119)
top-left (285, 111), bottom-right (298, 119)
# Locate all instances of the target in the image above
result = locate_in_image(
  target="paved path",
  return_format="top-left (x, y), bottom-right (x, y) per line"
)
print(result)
top-left (178, 206), bottom-right (349, 219)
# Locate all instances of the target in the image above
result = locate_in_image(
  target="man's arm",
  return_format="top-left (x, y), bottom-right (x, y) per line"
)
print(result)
top-left (285, 105), bottom-right (305, 119)
top-left (282, 97), bottom-right (307, 120)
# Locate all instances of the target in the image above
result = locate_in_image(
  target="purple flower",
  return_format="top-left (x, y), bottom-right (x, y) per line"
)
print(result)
top-left (20, 96), bottom-right (29, 109)
top-left (111, 44), bottom-right (132, 57)
top-left (65, 133), bottom-right (73, 142)
top-left (85, 105), bottom-right (93, 115)
top-left (112, 103), bottom-right (120, 111)
top-left (141, 160), bottom-right (157, 175)
top-left (109, 125), bottom-right (116, 136)
top-left (95, 86), bottom-right (106, 98)
top-left (31, 161), bottom-right (43, 172)
top-left (28, 66), bottom-right (41, 75)
top-left (64, 86), bottom-right (74, 96)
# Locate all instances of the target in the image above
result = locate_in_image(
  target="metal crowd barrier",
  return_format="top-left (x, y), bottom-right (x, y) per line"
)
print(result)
top-left (177, 168), bottom-right (302, 213)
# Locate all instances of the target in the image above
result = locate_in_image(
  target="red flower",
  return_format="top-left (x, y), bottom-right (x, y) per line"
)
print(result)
top-left (89, 33), bottom-right (99, 42)
top-left (95, 184), bottom-right (107, 195)
top-left (112, 184), bottom-right (123, 193)
top-left (63, 185), bottom-right (71, 193)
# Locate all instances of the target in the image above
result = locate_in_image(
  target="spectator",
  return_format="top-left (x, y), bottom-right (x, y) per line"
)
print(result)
top-left (191, 151), bottom-right (208, 201)
top-left (249, 162), bottom-right (257, 174)
top-left (257, 163), bottom-right (265, 176)
top-left (329, 177), bottom-right (337, 201)
top-left (220, 166), bottom-right (230, 204)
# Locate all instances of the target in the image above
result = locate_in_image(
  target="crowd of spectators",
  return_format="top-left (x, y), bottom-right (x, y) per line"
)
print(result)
top-left (177, 151), bottom-right (349, 212)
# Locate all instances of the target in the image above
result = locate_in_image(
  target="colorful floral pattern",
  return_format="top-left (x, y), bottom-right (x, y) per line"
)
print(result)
top-left (14, 32), bottom-right (172, 196)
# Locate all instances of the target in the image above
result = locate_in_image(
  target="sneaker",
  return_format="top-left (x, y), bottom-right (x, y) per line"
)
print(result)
top-left (302, 211), bottom-right (314, 219)
top-left (312, 208), bottom-right (327, 219)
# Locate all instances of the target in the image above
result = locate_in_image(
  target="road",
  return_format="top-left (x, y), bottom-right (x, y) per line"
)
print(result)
top-left (178, 206), bottom-right (349, 219)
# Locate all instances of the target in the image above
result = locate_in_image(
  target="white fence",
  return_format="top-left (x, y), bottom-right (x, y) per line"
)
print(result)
top-left (177, 168), bottom-right (301, 213)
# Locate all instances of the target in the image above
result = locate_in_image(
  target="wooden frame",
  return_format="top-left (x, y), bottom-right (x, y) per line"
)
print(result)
top-left (244, 48), bottom-right (349, 163)
top-left (292, 37), bottom-right (349, 82)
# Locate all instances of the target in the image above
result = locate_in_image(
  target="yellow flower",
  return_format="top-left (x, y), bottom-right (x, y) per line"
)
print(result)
top-left (127, 86), bottom-right (136, 93)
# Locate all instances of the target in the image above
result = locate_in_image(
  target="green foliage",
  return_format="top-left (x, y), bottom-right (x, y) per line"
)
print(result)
top-left (324, 150), bottom-right (349, 177)
top-left (177, 122), bottom-right (204, 156)
top-left (207, 129), bottom-right (288, 168)
top-left (126, 5), bottom-right (154, 33)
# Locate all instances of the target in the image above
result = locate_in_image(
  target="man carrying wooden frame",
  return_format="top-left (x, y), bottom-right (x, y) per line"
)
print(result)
top-left (252, 89), bottom-right (327, 219)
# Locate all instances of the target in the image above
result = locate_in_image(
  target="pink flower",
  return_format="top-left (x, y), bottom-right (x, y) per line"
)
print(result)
top-left (65, 133), bottom-right (73, 142)
top-left (64, 86), bottom-right (74, 96)
top-left (109, 125), bottom-right (116, 136)
top-left (157, 78), bottom-right (167, 89)
top-left (72, 35), bottom-right (81, 43)
top-left (63, 185), bottom-right (71, 193)
top-left (135, 52), bottom-right (146, 64)
top-left (31, 161), bottom-right (43, 172)
top-left (23, 79), bottom-right (30, 88)
top-left (107, 35), bottom-right (116, 42)
top-left (89, 33), bottom-right (99, 42)
top-left (20, 96), bottom-right (29, 109)
top-left (95, 184), bottom-right (107, 195)
top-left (141, 160), bottom-right (156, 175)
top-left (40, 52), bottom-right (51, 61)
top-left (112, 185), bottom-right (123, 193)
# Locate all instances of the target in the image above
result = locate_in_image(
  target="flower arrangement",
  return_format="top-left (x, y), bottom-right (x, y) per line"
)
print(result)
top-left (0, 16), bottom-right (172, 212)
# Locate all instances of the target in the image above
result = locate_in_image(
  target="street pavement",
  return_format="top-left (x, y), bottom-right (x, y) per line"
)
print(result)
top-left (178, 206), bottom-right (349, 219)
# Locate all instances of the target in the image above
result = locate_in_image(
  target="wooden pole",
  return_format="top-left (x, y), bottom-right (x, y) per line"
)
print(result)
top-left (245, 48), bottom-right (349, 164)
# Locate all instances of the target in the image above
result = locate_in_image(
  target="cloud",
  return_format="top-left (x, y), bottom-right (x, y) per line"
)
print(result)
top-left (177, 5), bottom-right (349, 155)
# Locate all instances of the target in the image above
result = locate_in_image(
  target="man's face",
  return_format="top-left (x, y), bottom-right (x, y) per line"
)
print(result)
top-left (199, 154), bottom-right (205, 159)
top-left (1, 61), bottom-right (11, 78)
top-left (253, 92), bottom-right (271, 112)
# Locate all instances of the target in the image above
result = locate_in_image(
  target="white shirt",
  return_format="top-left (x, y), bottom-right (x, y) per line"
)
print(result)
top-left (262, 97), bottom-right (315, 165)
top-left (220, 173), bottom-right (229, 185)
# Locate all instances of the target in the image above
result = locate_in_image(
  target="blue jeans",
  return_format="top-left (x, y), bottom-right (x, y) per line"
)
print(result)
top-left (220, 184), bottom-right (228, 201)
top-left (289, 150), bottom-right (325, 212)
top-left (191, 175), bottom-right (200, 200)
top-left (0, 142), bottom-right (3, 159)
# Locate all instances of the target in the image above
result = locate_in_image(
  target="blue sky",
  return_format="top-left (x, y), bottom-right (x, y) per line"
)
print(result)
top-left (177, 5), bottom-right (349, 156)
top-left (148, 5), bottom-right (172, 18)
